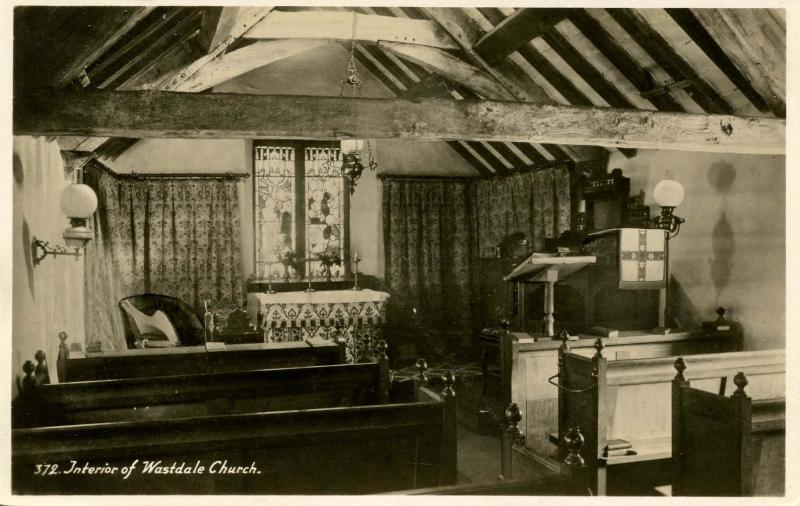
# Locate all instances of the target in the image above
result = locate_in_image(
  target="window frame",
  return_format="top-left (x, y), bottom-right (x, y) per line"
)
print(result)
top-left (252, 139), bottom-right (351, 282)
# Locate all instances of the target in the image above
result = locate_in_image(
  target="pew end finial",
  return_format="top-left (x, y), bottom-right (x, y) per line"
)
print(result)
top-left (500, 402), bottom-right (523, 480)
top-left (733, 372), bottom-right (749, 397)
top-left (21, 360), bottom-right (37, 393)
top-left (441, 371), bottom-right (456, 398)
top-left (593, 337), bottom-right (604, 359)
top-left (375, 339), bottom-right (388, 360)
top-left (562, 426), bottom-right (585, 467)
top-left (34, 350), bottom-right (50, 385)
top-left (674, 357), bottom-right (687, 381)
top-left (415, 358), bottom-right (428, 384)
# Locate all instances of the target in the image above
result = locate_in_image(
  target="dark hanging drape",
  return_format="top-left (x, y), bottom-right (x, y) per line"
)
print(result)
top-left (382, 179), bottom-right (479, 358)
top-left (472, 166), bottom-right (572, 257)
top-left (84, 163), bottom-right (244, 350)
top-left (381, 166), bottom-right (571, 359)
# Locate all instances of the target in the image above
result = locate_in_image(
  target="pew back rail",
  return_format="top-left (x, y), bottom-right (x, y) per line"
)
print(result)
top-left (12, 342), bottom-right (459, 494)
top-left (555, 340), bottom-right (784, 495)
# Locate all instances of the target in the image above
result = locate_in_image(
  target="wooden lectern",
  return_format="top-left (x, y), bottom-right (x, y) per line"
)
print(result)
top-left (504, 253), bottom-right (596, 339)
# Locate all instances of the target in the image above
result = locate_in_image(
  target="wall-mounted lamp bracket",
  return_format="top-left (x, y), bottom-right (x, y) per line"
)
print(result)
top-left (31, 237), bottom-right (81, 266)
top-left (653, 207), bottom-right (685, 239)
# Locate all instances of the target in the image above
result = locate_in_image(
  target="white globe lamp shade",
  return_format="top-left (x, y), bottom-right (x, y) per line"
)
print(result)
top-left (653, 179), bottom-right (685, 208)
top-left (60, 183), bottom-right (98, 219)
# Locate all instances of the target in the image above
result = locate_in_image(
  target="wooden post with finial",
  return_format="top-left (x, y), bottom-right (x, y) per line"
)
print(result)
top-left (440, 371), bottom-right (458, 485)
top-left (57, 331), bottom-right (69, 383)
top-left (416, 358), bottom-right (428, 385)
top-left (671, 356), bottom-right (689, 494)
top-left (14, 360), bottom-right (41, 428)
top-left (499, 403), bottom-right (522, 480)
top-left (34, 350), bottom-right (50, 385)
top-left (557, 329), bottom-right (570, 461)
top-left (561, 425), bottom-right (589, 494)
top-left (375, 340), bottom-right (390, 403)
top-left (414, 357), bottom-right (428, 402)
top-left (732, 371), bottom-right (754, 496)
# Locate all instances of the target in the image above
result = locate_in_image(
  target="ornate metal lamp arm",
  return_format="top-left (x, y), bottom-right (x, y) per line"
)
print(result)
top-left (31, 237), bottom-right (81, 265)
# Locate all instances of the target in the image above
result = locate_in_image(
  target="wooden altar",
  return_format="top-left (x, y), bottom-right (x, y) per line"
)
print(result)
top-left (247, 289), bottom-right (390, 362)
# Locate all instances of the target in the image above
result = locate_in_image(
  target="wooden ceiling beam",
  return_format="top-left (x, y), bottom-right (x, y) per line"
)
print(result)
top-left (52, 7), bottom-right (156, 88)
top-left (419, 7), bottom-right (545, 103)
top-left (209, 7), bottom-right (256, 50)
top-left (665, 9), bottom-right (771, 115)
top-left (174, 39), bottom-right (329, 93)
top-left (86, 7), bottom-right (186, 85)
top-left (15, 89), bottom-right (784, 155)
top-left (487, 142), bottom-right (528, 170)
top-left (347, 38), bottom-right (489, 177)
top-left (467, 142), bottom-right (511, 175)
top-left (539, 144), bottom-right (572, 162)
top-left (537, 28), bottom-right (638, 158)
top-left (690, 8), bottom-right (785, 118)
top-left (419, 7), bottom-right (601, 162)
top-left (606, 9), bottom-right (734, 115)
top-left (97, 11), bottom-right (203, 90)
top-left (473, 8), bottom-right (573, 65)
top-left (568, 10), bottom-right (683, 112)
top-left (512, 142), bottom-right (549, 165)
top-left (447, 141), bottom-right (494, 177)
top-left (243, 10), bottom-right (458, 50)
top-left (379, 42), bottom-right (516, 100)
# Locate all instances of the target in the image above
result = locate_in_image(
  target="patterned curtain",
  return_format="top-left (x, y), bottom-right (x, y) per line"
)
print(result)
top-left (382, 179), bottom-right (479, 358)
top-left (84, 164), bottom-right (244, 350)
top-left (472, 166), bottom-right (571, 257)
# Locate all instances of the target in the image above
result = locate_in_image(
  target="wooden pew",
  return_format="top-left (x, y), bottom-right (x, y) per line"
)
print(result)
top-left (672, 365), bottom-right (785, 496)
top-left (12, 342), bottom-right (458, 494)
top-left (56, 331), bottom-right (346, 382)
top-left (555, 339), bottom-right (784, 495)
top-left (478, 323), bottom-right (738, 464)
top-left (392, 402), bottom-right (591, 496)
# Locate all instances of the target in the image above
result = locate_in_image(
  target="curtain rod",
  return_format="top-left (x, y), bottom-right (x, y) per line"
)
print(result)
top-left (126, 171), bottom-right (250, 180)
top-left (377, 174), bottom-right (478, 182)
top-left (84, 159), bottom-right (249, 180)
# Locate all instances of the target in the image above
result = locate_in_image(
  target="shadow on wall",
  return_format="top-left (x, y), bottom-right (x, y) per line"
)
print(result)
top-left (15, 151), bottom-right (36, 297)
top-left (710, 213), bottom-right (734, 305)
top-left (669, 276), bottom-right (702, 329)
top-left (706, 160), bottom-right (737, 307)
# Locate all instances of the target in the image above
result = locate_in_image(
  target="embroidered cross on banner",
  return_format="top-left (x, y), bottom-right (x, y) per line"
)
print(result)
top-left (619, 228), bottom-right (666, 290)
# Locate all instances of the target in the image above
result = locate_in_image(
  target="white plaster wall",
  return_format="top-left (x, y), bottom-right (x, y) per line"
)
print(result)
top-left (609, 150), bottom-right (785, 350)
top-left (12, 137), bottom-right (86, 389)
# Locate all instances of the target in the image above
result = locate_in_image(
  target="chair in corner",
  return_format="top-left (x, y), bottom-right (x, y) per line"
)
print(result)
top-left (119, 294), bottom-right (205, 348)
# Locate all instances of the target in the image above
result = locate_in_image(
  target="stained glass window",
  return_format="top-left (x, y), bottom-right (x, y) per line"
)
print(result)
top-left (254, 145), bottom-right (296, 280)
top-left (305, 147), bottom-right (345, 281)
top-left (254, 142), bottom-right (347, 282)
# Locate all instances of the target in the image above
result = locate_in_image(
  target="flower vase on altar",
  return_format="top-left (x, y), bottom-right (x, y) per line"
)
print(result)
top-left (315, 247), bottom-right (341, 283)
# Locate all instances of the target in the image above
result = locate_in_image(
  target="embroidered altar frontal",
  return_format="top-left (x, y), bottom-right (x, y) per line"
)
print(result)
top-left (619, 228), bottom-right (666, 290)
top-left (247, 289), bottom-right (390, 362)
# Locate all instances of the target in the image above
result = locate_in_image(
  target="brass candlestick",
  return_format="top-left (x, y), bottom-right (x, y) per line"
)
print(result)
top-left (304, 257), bottom-right (315, 292)
top-left (265, 264), bottom-right (276, 294)
top-left (351, 252), bottom-right (362, 291)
